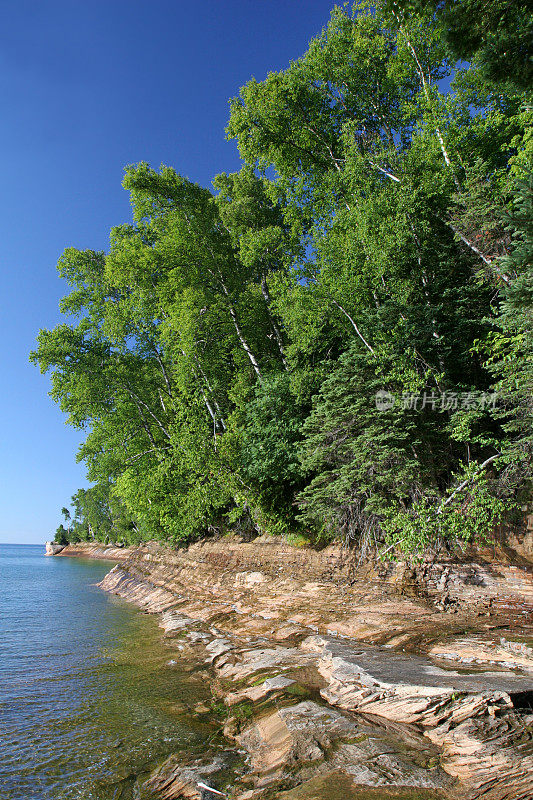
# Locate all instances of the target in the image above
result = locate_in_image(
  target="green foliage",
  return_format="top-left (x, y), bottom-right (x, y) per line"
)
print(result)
top-left (389, 0), bottom-right (533, 90)
top-left (295, 341), bottom-right (500, 550)
top-left (381, 469), bottom-right (510, 554)
top-left (54, 525), bottom-right (69, 546)
top-left (237, 373), bottom-right (306, 514)
top-left (486, 168), bottom-right (533, 484)
top-left (35, 1), bottom-right (531, 557)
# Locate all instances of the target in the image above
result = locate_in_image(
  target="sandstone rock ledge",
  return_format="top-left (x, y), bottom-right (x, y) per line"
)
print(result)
top-left (97, 539), bottom-right (533, 800)
top-left (50, 542), bottom-right (134, 561)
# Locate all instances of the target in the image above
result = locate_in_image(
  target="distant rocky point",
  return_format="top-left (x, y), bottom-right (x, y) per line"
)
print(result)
top-left (45, 541), bottom-right (65, 556)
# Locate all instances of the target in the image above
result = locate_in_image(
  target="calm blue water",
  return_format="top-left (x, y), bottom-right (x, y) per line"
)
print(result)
top-left (0, 544), bottom-right (214, 800)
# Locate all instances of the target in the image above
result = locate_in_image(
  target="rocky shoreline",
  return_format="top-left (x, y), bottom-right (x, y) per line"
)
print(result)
top-left (45, 541), bottom-right (133, 560)
top-left (51, 538), bottom-right (533, 799)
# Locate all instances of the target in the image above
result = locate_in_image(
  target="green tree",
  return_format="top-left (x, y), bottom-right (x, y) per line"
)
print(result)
top-left (54, 524), bottom-right (69, 546)
top-left (389, 0), bottom-right (533, 90)
top-left (227, 1), bottom-right (528, 551)
top-left (486, 170), bottom-right (533, 489)
top-left (33, 1), bottom-right (530, 555)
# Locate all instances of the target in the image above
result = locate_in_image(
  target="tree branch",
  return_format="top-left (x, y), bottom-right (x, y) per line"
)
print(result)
top-left (437, 454), bottom-right (500, 514)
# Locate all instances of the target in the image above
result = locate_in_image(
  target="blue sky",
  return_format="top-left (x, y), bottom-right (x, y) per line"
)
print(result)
top-left (0, 0), bottom-right (335, 543)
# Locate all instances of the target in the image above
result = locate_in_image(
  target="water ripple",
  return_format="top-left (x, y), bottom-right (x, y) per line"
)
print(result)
top-left (0, 544), bottom-right (214, 800)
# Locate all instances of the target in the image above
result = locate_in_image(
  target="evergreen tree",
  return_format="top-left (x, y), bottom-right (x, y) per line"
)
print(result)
top-left (33, 1), bottom-right (531, 555)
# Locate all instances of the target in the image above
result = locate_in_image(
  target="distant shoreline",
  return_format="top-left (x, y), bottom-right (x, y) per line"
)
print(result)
top-left (47, 542), bottom-right (133, 561)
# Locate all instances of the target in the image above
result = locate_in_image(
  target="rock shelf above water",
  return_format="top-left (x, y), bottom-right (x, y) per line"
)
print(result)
top-left (54, 539), bottom-right (533, 799)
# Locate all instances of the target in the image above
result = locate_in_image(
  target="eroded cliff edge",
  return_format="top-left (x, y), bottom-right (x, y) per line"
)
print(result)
top-left (60, 538), bottom-right (533, 799)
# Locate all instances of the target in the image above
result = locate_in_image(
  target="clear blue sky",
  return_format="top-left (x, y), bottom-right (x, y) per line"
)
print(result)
top-left (0, 0), bottom-right (336, 543)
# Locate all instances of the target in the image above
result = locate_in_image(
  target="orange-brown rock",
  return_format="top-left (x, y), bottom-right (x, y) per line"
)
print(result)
top-left (64, 536), bottom-right (533, 800)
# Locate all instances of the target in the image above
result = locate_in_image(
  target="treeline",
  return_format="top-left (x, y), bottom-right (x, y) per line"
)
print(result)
top-left (34, 1), bottom-right (532, 555)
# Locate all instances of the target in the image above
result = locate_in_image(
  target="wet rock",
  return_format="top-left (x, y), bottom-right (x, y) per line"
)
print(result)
top-left (205, 639), bottom-right (234, 664)
top-left (139, 755), bottom-right (229, 799)
top-left (160, 611), bottom-right (198, 634)
top-left (225, 675), bottom-right (296, 707)
top-left (98, 566), bottom-right (177, 612)
top-left (274, 772), bottom-right (447, 800)
top-left (187, 631), bottom-right (212, 643)
top-left (236, 700), bottom-right (451, 790)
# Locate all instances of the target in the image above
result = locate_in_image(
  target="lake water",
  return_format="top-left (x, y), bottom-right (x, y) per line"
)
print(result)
top-left (0, 544), bottom-right (216, 800)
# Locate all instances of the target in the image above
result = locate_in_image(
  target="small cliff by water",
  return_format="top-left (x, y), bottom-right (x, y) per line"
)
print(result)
top-left (45, 541), bottom-right (133, 560)
top-left (52, 537), bottom-right (533, 800)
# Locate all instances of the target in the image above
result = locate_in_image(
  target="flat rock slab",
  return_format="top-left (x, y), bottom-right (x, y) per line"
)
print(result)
top-left (429, 633), bottom-right (533, 674)
top-left (307, 636), bottom-right (533, 696)
top-left (307, 636), bottom-right (533, 799)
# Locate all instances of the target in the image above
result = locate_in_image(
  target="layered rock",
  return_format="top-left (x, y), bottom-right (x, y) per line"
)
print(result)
top-left (138, 755), bottom-right (233, 800)
top-left (427, 713), bottom-right (533, 800)
top-left (235, 700), bottom-right (451, 790)
top-left (52, 542), bottom-right (134, 561)
top-left (308, 636), bottom-right (533, 799)
top-left (91, 538), bottom-right (533, 799)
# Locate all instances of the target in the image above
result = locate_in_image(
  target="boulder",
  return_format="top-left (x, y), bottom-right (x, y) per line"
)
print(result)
top-left (45, 541), bottom-right (65, 556)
